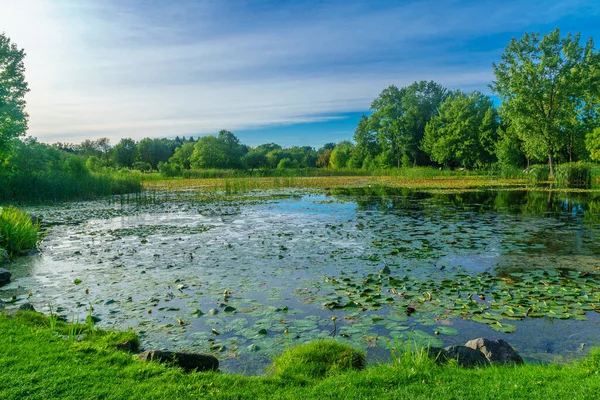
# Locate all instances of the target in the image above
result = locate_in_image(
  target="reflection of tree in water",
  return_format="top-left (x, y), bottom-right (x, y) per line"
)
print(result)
top-left (584, 200), bottom-right (600, 225)
top-left (332, 188), bottom-right (600, 221)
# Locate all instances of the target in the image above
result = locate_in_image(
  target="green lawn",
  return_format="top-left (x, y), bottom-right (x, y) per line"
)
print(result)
top-left (1, 312), bottom-right (599, 399)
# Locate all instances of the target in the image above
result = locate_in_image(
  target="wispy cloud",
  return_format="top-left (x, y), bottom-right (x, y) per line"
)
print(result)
top-left (1, 0), bottom-right (599, 145)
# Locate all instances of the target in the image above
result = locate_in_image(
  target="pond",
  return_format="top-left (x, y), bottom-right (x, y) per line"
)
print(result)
top-left (2, 188), bottom-right (600, 374)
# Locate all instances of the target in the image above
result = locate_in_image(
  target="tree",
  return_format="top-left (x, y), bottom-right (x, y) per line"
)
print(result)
top-left (168, 142), bottom-right (195, 169)
top-left (136, 138), bottom-right (173, 169)
top-left (396, 81), bottom-right (448, 166)
top-left (353, 115), bottom-right (378, 167)
top-left (242, 151), bottom-right (267, 170)
top-left (111, 138), bottom-right (137, 168)
top-left (422, 91), bottom-right (497, 169)
top-left (0, 33), bottom-right (29, 154)
top-left (491, 29), bottom-right (600, 177)
top-left (217, 130), bottom-right (247, 168)
top-left (329, 141), bottom-right (353, 169)
top-left (190, 135), bottom-right (227, 169)
top-left (368, 82), bottom-right (448, 167)
top-left (370, 85), bottom-right (403, 168)
top-left (586, 127), bottom-right (600, 161)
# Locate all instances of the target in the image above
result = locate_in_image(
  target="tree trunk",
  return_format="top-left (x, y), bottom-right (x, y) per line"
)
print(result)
top-left (548, 148), bottom-right (555, 179)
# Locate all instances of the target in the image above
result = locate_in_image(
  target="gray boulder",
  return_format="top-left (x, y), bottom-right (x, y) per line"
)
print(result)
top-left (465, 338), bottom-right (523, 365)
top-left (442, 345), bottom-right (489, 367)
top-left (138, 350), bottom-right (219, 372)
top-left (29, 213), bottom-right (41, 226)
top-left (19, 303), bottom-right (36, 312)
top-left (0, 268), bottom-right (10, 285)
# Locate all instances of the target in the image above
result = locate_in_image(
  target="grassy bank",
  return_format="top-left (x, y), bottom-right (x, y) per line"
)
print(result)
top-left (1, 312), bottom-right (599, 399)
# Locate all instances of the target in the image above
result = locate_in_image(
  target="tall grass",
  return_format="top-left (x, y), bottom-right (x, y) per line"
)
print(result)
top-left (555, 162), bottom-right (593, 188)
top-left (0, 171), bottom-right (142, 203)
top-left (0, 206), bottom-right (39, 258)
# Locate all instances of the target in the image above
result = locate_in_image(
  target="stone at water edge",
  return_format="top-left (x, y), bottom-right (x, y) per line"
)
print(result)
top-left (442, 345), bottom-right (490, 367)
top-left (138, 350), bottom-right (219, 372)
top-left (19, 303), bottom-right (36, 312)
top-left (465, 338), bottom-right (524, 365)
top-left (0, 268), bottom-right (11, 284)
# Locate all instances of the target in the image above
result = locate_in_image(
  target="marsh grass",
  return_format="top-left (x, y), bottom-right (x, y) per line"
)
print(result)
top-left (0, 206), bottom-right (39, 258)
top-left (0, 171), bottom-right (142, 203)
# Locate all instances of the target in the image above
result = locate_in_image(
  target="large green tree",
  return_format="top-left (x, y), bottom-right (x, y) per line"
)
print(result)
top-left (491, 29), bottom-right (600, 177)
top-left (0, 33), bottom-right (29, 154)
top-left (111, 138), bottom-right (137, 168)
top-left (422, 91), bottom-right (497, 169)
top-left (368, 82), bottom-right (447, 168)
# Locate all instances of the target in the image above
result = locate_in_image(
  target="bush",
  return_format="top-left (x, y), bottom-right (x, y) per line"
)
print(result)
top-left (555, 162), bottom-right (592, 187)
top-left (132, 162), bottom-right (152, 172)
top-left (527, 165), bottom-right (550, 182)
top-left (0, 206), bottom-right (39, 258)
top-left (271, 341), bottom-right (365, 380)
top-left (157, 161), bottom-right (182, 177)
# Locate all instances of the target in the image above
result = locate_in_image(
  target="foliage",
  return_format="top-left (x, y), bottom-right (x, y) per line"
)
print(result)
top-left (527, 165), bottom-right (550, 182)
top-left (586, 127), bottom-right (600, 162)
top-left (491, 28), bottom-right (600, 177)
top-left (368, 81), bottom-right (448, 168)
top-left (496, 124), bottom-right (526, 173)
top-left (555, 162), bottom-right (592, 187)
top-left (0, 139), bottom-right (142, 202)
top-left (158, 161), bottom-right (182, 177)
top-left (131, 161), bottom-right (152, 172)
top-left (0, 33), bottom-right (29, 155)
top-left (136, 138), bottom-right (174, 169)
top-left (422, 91), bottom-right (498, 168)
top-left (0, 206), bottom-right (38, 258)
top-left (111, 138), bottom-right (137, 168)
top-left (329, 141), bottom-right (353, 169)
top-left (271, 341), bottom-right (365, 380)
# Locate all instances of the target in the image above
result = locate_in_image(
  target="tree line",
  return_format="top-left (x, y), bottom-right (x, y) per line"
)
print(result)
top-left (1, 29), bottom-right (600, 181)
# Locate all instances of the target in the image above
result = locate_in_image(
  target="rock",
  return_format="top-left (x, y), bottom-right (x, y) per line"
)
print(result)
top-left (19, 303), bottom-right (36, 312)
top-left (116, 339), bottom-right (139, 353)
top-left (138, 350), bottom-right (219, 372)
top-left (29, 213), bottom-right (41, 226)
top-left (0, 268), bottom-right (11, 285)
top-left (1, 251), bottom-right (9, 266)
top-left (465, 338), bottom-right (523, 365)
top-left (0, 299), bottom-right (5, 311)
top-left (423, 347), bottom-right (448, 364)
top-left (380, 265), bottom-right (391, 274)
top-left (442, 345), bottom-right (489, 367)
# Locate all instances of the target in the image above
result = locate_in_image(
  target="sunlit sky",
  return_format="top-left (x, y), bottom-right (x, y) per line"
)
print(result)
top-left (1, 0), bottom-right (599, 148)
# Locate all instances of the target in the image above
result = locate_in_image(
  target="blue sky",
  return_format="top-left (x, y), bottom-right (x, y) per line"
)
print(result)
top-left (1, 0), bottom-right (599, 148)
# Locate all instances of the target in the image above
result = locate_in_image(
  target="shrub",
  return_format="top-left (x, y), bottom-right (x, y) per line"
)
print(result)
top-left (527, 165), bottom-right (550, 182)
top-left (555, 162), bottom-right (592, 188)
top-left (0, 206), bottom-right (39, 258)
top-left (132, 162), bottom-right (152, 172)
top-left (157, 161), bottom-right (182, 177)
top-left (271, 341), bottom-right (365, 380)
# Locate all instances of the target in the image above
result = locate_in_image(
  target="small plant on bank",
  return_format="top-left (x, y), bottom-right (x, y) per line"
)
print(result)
top-left (271, 340), bottom-right (366, 381)
top-left (0, 206), bottom-right (39, 258)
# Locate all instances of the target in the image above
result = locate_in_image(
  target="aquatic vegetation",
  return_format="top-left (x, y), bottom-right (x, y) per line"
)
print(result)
top-left (2, 188), bottom-right (600, 373)
top-left (320, 268), bottom-right (600, 335)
